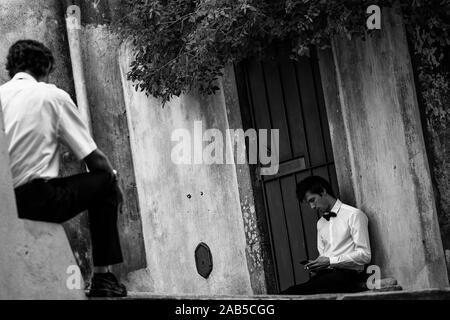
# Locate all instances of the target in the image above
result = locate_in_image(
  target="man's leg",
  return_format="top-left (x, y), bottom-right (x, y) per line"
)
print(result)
top-left (43, 172), bottom-right (124, 266)
top-left (88, 189), bottom-right (123, 267)
top-left (14, 172), bottom-right (126, 296)
top-left (280, 269), bottom-right (362, 295)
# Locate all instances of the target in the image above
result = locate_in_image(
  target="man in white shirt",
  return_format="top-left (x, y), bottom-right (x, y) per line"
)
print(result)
top-left (0, 40), bottom-right (126, 297)
top-left (281, 175), bottom-right (371, 295)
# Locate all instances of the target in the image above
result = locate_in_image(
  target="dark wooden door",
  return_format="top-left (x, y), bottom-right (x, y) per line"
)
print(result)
top-left (235, 47), bottom-right (339, 292)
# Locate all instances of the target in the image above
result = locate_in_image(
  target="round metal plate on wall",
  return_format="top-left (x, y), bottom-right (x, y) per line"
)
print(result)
top-left (195, 242), bottom-right (213, 279)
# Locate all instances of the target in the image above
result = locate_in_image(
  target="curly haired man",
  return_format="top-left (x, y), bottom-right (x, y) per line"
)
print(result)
top-left (0, 39), bottom-right (127, 297)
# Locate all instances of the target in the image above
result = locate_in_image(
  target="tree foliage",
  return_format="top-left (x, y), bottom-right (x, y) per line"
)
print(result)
top-left (401, 0), bottom-right (450, 124)
top-left (115, 0), bottom-right (450, 122)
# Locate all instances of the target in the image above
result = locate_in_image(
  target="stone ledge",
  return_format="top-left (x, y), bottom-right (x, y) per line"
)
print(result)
top-left (91, 287), bottom-right (450, 300)
top-left (0, 220), bottom-right (86, 300)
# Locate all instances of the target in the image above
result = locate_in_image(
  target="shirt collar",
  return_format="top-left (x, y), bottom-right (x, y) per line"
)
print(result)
top-left (12, 72), bottom-right (38, 82)
top-left (330, 199), bottom-right (342, 214)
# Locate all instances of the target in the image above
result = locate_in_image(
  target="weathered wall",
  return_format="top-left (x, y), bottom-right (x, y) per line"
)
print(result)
top-left (407, 38), bottom-right (450, 278)
top-left (0, 0), bottom-right (73, 91)
top-left (118, 43), bottom-right (253, 295)
top-left (0, 0), bottom-right (257, 295)
top-left (0, 0), bottom-right (147, 283)
top-left (318, 8), bottom-right (449, 289)
top-left (0, 0), bottom-right (96, 280)
top-left (222, 65), bottom-right (268, 294)
top-left (67, 0), bottom-right (147, 279)
top-left (421, 117), bottom-right (450, 278)
top-left (0, 95), bottom-right (85, 300)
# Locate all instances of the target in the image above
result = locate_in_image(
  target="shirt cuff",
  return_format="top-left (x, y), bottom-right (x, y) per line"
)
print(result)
top-left (74, 140), bottom-right (97, 160)
top-left (329, 256), bottom-right (339, 267)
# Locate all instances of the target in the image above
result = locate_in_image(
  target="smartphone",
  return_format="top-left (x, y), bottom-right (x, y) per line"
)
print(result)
top-left (300, 260), bottom-right (310, 265)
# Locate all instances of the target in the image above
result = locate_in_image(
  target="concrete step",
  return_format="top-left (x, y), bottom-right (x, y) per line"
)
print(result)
top-left (90, 287), bottom-right (450, 300)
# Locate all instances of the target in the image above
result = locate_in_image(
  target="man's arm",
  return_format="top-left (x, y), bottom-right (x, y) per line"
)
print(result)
top-left (83, 149), bottom-right (123, 203)
top-left (53, 89), bottom-right (123, 204)
top-left (84, 148), bottom-right (115, 175)
top-left (329, 210), bottom-right (371, 268)
top-left (317, 224), bottom-right (325, 256)
top-left (304, 224), bottom-right (327, 271)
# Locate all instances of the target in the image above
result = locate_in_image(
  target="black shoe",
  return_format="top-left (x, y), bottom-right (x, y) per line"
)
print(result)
top-left (87, 272), bottom-right (127, 298)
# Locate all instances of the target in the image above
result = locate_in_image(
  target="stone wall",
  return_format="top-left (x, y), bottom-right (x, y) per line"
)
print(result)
top-left (0, 0), bottom-right (260, 295)
top-left (407, 33), bottom-right (450, 280)
top-left (118, 42), bottom-right (253, 294)
top-left (0, 0), bottom-right (95, 280)
top-left (67, 0), bottom-right (147, 279)
top-left (222, 65), bottom-right (269, 294)
top-left (0, 0), bottom-right (147, 282)
top-left (317, 8), bottom-right (449, 289)
top-left (422, 117), bottom-right (450, 278)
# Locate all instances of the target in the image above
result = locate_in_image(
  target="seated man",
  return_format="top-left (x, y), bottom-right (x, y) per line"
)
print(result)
top-left (281, 176), bottom-right (371, 295)
top-left (0, 39), bottom-right (126, 297)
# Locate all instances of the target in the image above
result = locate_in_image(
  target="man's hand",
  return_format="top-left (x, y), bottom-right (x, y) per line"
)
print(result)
top-left (305, 256), bottom-right (330, 271)
top-left (84, 149), bottom-right (124, 206)
top-left (84, 149), bottom-right (115, 175)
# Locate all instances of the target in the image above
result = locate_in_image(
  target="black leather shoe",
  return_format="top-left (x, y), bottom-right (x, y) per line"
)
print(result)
top-left (87, 272), bottom-right (127, 298)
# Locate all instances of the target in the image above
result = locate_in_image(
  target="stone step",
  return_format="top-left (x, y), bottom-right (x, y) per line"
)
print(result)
top-left (357, 277), bottom-right (403, 292)
top-left (90, 287), bottom-right (450, 300)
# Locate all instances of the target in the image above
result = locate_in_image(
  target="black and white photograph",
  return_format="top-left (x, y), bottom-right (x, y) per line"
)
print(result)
top-left (0, 0), bottom-right (449, 314)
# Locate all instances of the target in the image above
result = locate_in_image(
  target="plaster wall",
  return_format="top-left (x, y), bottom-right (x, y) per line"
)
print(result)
top-left (118, 44), bottom-right (253, 295)
top-left (318, 8), bottom-right (449, 289)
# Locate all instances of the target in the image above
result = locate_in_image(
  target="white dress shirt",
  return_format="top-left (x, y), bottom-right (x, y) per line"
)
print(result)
top-left (317, 199), bottom-right (371, 272)
top-left (0, 72), bottom-right (97, 188)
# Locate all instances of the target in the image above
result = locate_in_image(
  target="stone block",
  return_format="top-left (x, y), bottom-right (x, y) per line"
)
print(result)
top-left (0, 220), bottom-right (87, 300)
top-left (0, 106), bottom-right (85, 300)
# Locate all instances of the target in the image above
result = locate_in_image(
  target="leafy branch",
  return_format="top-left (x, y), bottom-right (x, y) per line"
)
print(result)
top-left (113, 0), bottom-right (450, 126)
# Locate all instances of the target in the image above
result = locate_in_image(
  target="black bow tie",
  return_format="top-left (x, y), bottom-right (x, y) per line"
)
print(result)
top-left (323, 211), bottom-right (337, 221)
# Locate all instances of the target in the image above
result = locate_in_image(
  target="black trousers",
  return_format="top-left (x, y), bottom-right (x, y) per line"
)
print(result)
top-left (281, 268), bottom-right (362, 295)
top-left (14, 171), bottom-right (123, 267)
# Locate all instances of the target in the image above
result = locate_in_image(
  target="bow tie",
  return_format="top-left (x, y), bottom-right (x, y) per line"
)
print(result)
top-left (323, 211), bottom-right (337, 221)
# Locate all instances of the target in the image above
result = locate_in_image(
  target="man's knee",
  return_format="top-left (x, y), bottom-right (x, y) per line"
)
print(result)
top-left (91, 171), bottom-right (114, 191)
top-left (93, 172), bottom-right (119, 204)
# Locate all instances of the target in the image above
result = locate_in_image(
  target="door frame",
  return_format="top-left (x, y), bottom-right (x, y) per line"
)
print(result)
top-left (232, 47), bottom-right (339, 293)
